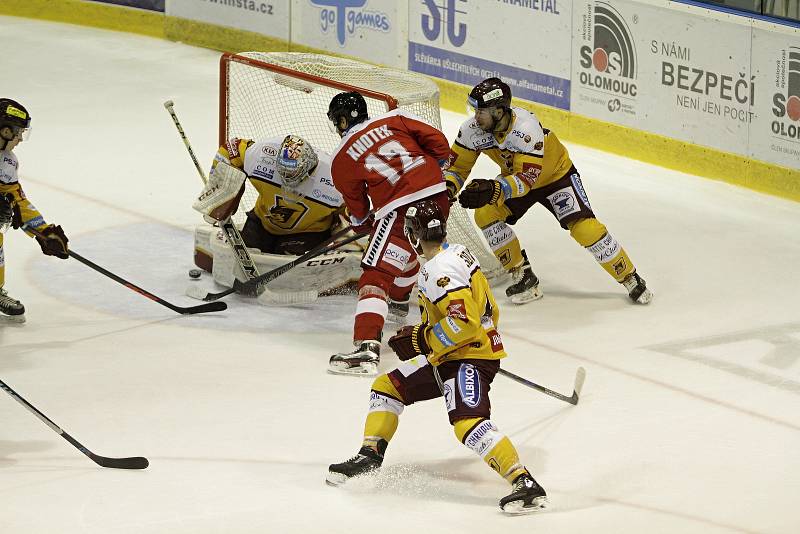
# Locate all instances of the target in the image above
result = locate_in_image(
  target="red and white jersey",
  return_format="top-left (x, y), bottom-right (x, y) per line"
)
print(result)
top-left (330, 109), bottom-right (450, 220)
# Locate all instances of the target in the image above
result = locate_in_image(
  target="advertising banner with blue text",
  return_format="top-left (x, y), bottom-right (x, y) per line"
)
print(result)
top-left (408, 0), bottom-right (572, 111)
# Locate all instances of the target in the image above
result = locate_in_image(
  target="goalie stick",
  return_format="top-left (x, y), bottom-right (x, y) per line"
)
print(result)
top-left (164, 99), bottom-right (314, 305)
top-left (498, 366), bottom-right (586, 406)
top-left (27, 228), bottom-right (225, 315)
top-left (0, 379), bottom-right (149, 470)
top-left (186, 228), bottom-right (366, 302)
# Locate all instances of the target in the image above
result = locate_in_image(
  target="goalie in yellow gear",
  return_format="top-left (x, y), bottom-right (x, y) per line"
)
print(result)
top-left (326, 199), bottom-right (549, 515)
top-left (446, 78), bottom-right (652, 305)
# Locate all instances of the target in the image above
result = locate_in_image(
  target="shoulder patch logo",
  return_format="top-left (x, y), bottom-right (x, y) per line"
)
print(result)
top-left (447, 299), bottom-right (467, 321)
top-left (437, 276), bottom-right (450, 287)
top-left (534, 141), bottom-right (543, 151)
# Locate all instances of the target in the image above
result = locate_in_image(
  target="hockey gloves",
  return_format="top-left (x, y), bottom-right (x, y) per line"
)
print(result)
top-left (347, 208), bottom-right (375, 235)
top-left (35, 224), bottom-right (69, 259)
top-left (458, 179), bottom-right (502, 209)
top-left (388, 324), bottom-right (431, 361)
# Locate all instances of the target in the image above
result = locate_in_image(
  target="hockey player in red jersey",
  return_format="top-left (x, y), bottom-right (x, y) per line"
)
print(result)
top-left (326, 199), bottom-right (549, 515)
top-left (0, 98), bottom-right (69, 324)
top-left (326, 91), bottom-right (451, 376)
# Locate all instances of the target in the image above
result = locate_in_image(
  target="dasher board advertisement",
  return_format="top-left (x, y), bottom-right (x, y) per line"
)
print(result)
top-left (292, 1), bottom-right (408, 68)
top-left (166, 0), bottom-right (290, 39)
top-left (571, 0), bottom-right (754, 156)
top-left (408, 0), bottom-right (572, 110)
top-left (752, 26), bottom-right (800, 169)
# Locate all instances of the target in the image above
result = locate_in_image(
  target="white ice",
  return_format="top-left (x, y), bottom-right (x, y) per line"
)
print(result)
top-left (1, 15), bottom-right (799, 534)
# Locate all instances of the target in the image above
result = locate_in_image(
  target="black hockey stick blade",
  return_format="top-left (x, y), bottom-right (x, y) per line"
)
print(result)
top-left (89, 451), bottom-right (149, 470)
top-left (26, 229), bottom-right (226, 315)
top-left (498, 366), bottom-right (586, 406)
top-left (1, 379), bottom-right (149, 470)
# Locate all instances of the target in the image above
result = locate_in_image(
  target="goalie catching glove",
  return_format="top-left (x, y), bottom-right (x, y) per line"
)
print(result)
top-left (192, 161), bottom-right (247, 222)
top-left (388, 324), bottom-right (431, 361)
top-left (458, 179), bottom-right (502, 209)
top-left (35, 224), bottom-right (69, 259)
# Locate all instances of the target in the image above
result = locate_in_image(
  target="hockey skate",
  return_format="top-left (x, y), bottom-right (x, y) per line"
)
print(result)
top-left (0, 287), bottom-right (25, 324)
top-left (329, 340), bottom-right (380, 376)
top-left (622, 272), bottom-right (653, 304)
top-left (387, 298), bottom-right (410, 324)
top-left (505, 253), bottom-right (542, 305)
top-left (499, 470), bottom-right (549, 515)
top-left (326, 440), bottom-right (386, 486)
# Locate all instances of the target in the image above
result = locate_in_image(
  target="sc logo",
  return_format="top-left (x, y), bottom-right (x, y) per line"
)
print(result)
top-left (421, 0), bottom-right (467, 47)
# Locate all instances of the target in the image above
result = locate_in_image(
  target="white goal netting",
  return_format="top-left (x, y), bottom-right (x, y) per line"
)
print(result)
top-left (220, 51), bottom-right (504, 279)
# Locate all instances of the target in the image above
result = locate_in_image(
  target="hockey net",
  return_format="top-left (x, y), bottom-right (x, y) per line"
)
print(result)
top-left (219, 51), bottom-right (504, 279)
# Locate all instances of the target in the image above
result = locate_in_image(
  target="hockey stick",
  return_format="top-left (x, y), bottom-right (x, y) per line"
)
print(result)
top-left (186, 228), bottom-right (366, 302)
top-left (498, 366), bottom-right (586, 406)
top-left (164, 100), bottom-right (207, 185)
top-left (26, 229), bottom-right (226, 315)
top-left (163, 100), bottom-right (272, 297)
top-left (0, 379), bottom-right (149, 469)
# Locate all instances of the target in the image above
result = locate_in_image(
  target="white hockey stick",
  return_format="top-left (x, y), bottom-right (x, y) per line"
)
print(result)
top-left (163, 99), bottom-right (317, 305)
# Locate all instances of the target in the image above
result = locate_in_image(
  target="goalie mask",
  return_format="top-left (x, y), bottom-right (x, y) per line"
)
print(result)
top-left (0, 98), bottom-right (32, 150)
top-left (327, 92), bottom-right (368, 136)
top-left (404, 200), bottom-right (446, 255)
top-left (276, 135), bottom-right (318, 189)
top-left (467, 78), bottom-right (511, 133)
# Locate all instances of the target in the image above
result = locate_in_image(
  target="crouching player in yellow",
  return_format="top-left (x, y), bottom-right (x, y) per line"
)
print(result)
top-left (326, 199), bottom-right (548, 515)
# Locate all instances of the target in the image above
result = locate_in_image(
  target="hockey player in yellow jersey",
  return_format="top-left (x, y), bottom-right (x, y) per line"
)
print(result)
top-left (206, 134), bottom-right (344, 255)
top-left (0, 99), bottom-right (69, 324)
top-left (446, 78), bottom-right (652, 305)
top-left (326, 199), bottom-right (549, 515)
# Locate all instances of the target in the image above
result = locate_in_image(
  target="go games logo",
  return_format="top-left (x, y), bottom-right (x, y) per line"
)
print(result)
top-left (771, 46), bottom-right (800, 141)
top-left (311, 0), bottom-right (390, 46)
top-left (421, 0), bottom-right (467, 47)
top-left (578, 1), bottom-right (638, 98)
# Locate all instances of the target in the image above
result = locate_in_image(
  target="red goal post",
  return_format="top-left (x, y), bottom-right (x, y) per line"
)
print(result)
top-left (218, 51), bottom-right (504, 279)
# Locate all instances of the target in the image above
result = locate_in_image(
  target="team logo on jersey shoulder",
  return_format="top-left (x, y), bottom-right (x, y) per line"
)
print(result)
top-left (436, 276), bottom-right (450, 288)
top-left (447, 299), bottom-right (467, 321)
top-left (520, 162), bottom-right (541, 187)
top-left (226, 139), bottom-right (241, 159)
top-left (534, 141), bottom-right (543, 151)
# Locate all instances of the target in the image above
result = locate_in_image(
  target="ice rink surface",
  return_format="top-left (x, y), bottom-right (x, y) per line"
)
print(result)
top-left (1, 15), bottom-right (799, 534)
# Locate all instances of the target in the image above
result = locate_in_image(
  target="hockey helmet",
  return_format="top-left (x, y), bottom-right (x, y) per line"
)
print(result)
top-left (467, 78), bottom-right (512, 111)
top-left (404, 199), bottom-right (447, 254)
top-left (327, 92), bottom-right (368, 134)
top-left (0, 99), bottom-right (31, 148)
top-left (276, 135), bottom-right (318, 188)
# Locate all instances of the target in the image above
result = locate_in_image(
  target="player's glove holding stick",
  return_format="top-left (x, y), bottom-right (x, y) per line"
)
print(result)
top-left (388, 324), bottom-right (432, 361)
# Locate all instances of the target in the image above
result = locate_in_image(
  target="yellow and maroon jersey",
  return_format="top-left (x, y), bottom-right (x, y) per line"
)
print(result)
top-left (417, 242), bottom-right (506, 362)
top-left (0, 150), bottom-right (47, 231)
top-left (446, 106), bottom-right (573, 201)
top-left (212, 137), bottom-right (344, 235)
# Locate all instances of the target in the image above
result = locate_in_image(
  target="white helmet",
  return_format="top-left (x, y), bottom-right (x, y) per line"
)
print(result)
top-left (276, 135), bottom-right (318, 188)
